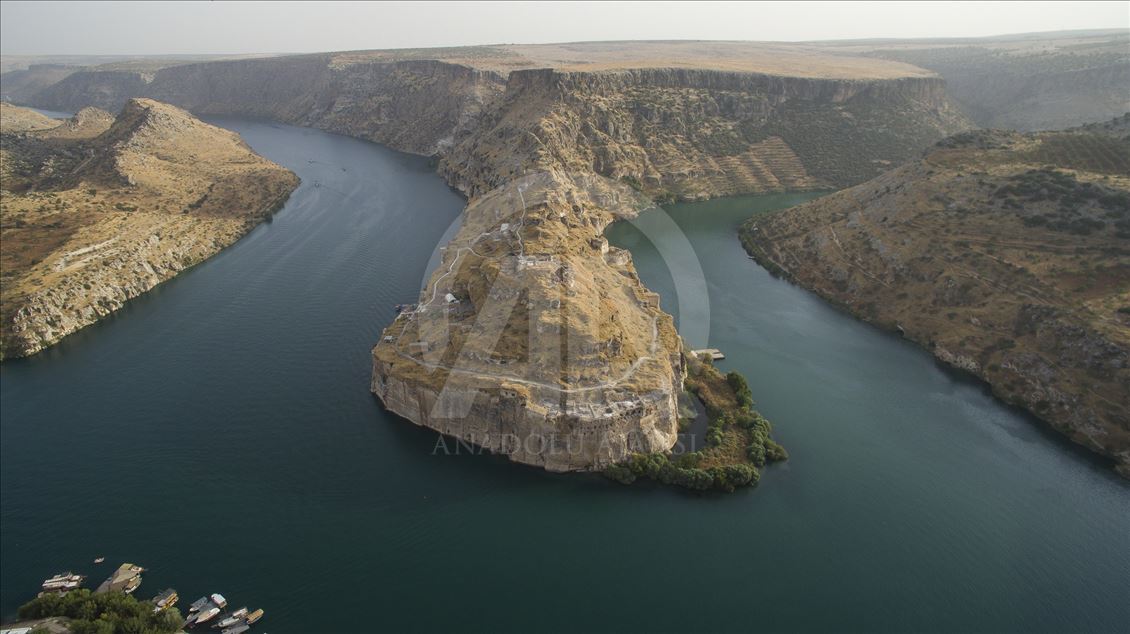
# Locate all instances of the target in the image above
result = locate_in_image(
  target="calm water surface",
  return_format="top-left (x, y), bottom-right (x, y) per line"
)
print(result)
top-left (2, 119), bottom-right (1127, 633)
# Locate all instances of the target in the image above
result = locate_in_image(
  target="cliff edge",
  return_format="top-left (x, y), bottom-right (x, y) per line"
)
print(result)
top-left (5, 42), bottom-right (972, 472)
top-left (0, 99), bottom-right (299, 358)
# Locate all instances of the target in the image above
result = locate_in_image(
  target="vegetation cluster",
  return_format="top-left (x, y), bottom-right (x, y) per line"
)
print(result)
top-left (604, 354), bottom-right (787, 493)
top-left (994, 168), bottom-right (1130, 236)
top-left (17, 590), bottom-right (182, 634)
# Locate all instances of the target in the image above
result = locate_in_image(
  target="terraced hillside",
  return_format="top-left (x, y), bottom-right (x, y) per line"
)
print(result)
top-left (741, 126), bottom-right (1130, 476)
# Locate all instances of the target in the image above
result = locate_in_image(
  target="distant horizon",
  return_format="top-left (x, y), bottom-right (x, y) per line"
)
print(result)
top-left (1, 1), bottom-right (1128, 57)
top-left (2, 27), bottom-right (1128, 61)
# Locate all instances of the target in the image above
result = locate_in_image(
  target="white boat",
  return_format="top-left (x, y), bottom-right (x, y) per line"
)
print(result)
top-left (189, 597), bottom-right (210, 612)
top-left (221, 626), bottom-right (250, 634)
top-left (41, 573), bottom-right (84, 592)
top-left (195, 607), bottom-right (221, 624)
top-left (215, 607), bottom-right (249, 627)
top-left (93, 557), bottom-right (105, 564)
top-left (42, 573), bottom-right (82, 585)
top-left (215, 615), bottom-right (242, 628)
top-left (210, 593), bottom-right (227, 608)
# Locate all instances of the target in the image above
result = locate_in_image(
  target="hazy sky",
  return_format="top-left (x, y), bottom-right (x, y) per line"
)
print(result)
top-left (1, 1), bottom-right (1127, 56)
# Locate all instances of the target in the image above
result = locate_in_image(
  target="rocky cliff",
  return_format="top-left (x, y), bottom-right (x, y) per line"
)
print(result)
top-left (6, 42), bottom-right (971, 471)
top-left (439, 67), bottom-right (965, 200)
top-left (366, 50), bottom-right (967, 471)
top-left (741, 127), bottom-right (1130, 476)
top-left (26, 55), bottom-right (507, 156)
top-left (0, 100), bottom-right (298, 358)
top-left (371, 171), bottom-right (686, 471)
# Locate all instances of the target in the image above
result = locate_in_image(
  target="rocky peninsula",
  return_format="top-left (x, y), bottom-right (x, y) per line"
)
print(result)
top-left (0, 99), bottom-right (298, 358)
top-left (3, 42), bottom-right (971, 472)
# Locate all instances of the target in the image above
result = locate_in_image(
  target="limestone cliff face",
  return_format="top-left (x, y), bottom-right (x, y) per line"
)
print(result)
top-left (31, 57), bottom-right (506, 156)
top-left (0, 100), bottom-right (298, 358)
top-left (439, 68), bottom-right (967, 200)
top-left (370, 172), bottom-right (685, 471)
top-left (741, 129), bottom-right (1130, 476)
top-left (14, 47), bottom-right (970, 471)
top-left (371, 65), bottom-right (966, 472)
top-left (33, 70), bottom-right (152, 111)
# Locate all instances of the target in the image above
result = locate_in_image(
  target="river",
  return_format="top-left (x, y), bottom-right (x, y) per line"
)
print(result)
top-left (1, 117), bottom-right (1127, 632)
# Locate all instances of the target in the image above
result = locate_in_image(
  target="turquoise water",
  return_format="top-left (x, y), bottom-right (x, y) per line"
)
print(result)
top-left (2, 119), bottom-right (1127, 632)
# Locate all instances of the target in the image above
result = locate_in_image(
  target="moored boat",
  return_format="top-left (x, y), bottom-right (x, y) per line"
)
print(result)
top-left (195, 606), bottom-right (221, 625)
top-left (244, 608), bottom-right (263, 625)
top-left (221, 626), bottom-right (250, 634)
top-left (189, 596), bottom-right (210, 612)
top-left (210, 593), bottom-right (227, 608)
top-left (152, 588), bottom-right (178, 612)
top-left (41, 572), bottom-right (84, 591)
top-left (215, 606), bottom-right (249, 628)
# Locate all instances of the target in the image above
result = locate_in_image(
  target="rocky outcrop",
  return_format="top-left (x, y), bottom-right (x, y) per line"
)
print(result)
top-left (0, 100), bottom-right (298, 358)
top-left (439, 67), bottom-right (966, 200)
top-left (741, 127), bottom-right (1130, 476)
top-left (370, 171), bottom-right (685, 471)
top-left (28, 56), bottom-right (506, 156)
top-left (370, 61), bottom-right (965, 471)
top-left (8, 43), bottom-right (972, 471)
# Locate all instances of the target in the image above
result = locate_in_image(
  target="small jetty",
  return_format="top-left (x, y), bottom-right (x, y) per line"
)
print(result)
top-left (95, 563), bottom-right (144, 594)
top-left (692, 348), bottom-right (725, 361)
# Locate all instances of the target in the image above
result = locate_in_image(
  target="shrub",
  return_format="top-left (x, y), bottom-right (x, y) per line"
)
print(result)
top-left (17, 589), bottom-right (181, 634)
top-left (726, 371), bottom-right (754, 409)
top-left (709, 464), bottom-right (760, 492)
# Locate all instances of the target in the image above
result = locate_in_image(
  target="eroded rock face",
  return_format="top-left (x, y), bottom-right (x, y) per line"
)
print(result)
top-left (439, 68), bottom-right (966, 199)
top-left (31, 57), bottom-right (508, 157)
top-left (371, 172), bottom-right (684, 471)
top-left (9, 45), bottom-right (973, 471)
top-left (741, 126), bottom-right (1130, 476)
top-left (0, 100), bottom-right (298, 358)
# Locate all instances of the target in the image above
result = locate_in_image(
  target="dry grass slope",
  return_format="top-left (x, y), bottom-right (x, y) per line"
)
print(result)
top-left (0, 99), bottom-right (299, 358)
top-left (742, 124), bottom-right (1130, 476)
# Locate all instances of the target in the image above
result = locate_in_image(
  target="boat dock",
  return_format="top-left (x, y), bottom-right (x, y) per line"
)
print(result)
top-left (25, 561), bottom-right (266, 631)
top-left (94, 563), bottom-right (144, 594)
